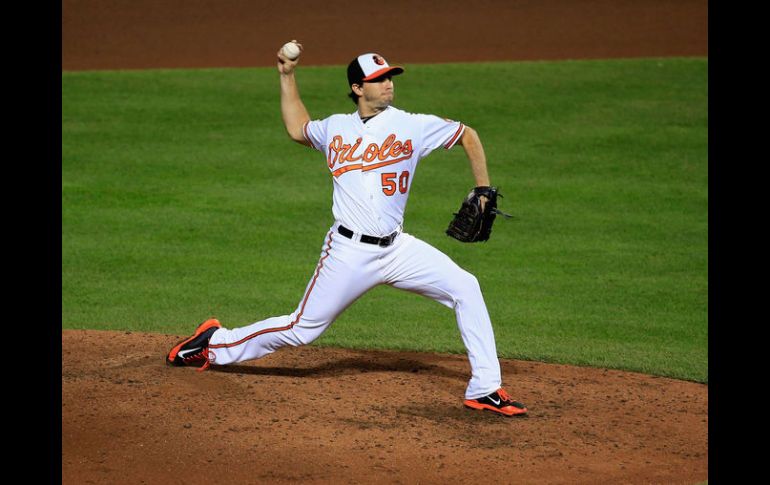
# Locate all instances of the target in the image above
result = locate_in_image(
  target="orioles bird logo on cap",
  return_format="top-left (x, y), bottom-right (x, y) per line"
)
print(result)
top-left (373, 55), bottom-right (386, 66)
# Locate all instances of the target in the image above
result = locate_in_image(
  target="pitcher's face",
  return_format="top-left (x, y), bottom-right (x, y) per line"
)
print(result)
top-left (360, 75), bottom-right (394, 110)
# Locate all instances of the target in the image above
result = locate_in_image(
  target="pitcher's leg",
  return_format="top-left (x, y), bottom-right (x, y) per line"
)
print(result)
top-left (385, 234), bottom-right (502, 399)
top-left (208, 231), bottom-right (378, 366)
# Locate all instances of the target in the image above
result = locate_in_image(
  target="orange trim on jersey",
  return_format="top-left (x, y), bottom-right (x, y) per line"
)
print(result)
top-left (331, 155), bottom-right (412, 177)
top-left (208, 232), bottom-right (334, 350)
top-left (444, 123), bottom-right (465, 149)
top-left (361, 155), bottom-right (412, 172)
top-left (303, 121), bottom-right (319, 150)
top-left (332, 163), bottom-right (364, 178)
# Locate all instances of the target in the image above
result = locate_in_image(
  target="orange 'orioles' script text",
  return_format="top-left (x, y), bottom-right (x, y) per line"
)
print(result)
top-left (328, 134), bottom-right (413, 177)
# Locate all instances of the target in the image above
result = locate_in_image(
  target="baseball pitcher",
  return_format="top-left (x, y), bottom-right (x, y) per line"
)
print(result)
top-left (167, 41), bottom-right (527, 417)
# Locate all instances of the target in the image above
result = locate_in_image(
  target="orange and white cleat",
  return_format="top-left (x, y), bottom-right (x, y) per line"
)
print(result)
top-left (166, 318), bottom-right (222, 372)
top-left (464, 388), bottom-right (528, 416)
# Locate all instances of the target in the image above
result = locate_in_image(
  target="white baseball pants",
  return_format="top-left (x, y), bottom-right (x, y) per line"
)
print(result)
top-left (207, 223), bottom-right (502, 399)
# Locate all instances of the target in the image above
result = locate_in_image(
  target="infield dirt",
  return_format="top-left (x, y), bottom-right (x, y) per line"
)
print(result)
top-left (63, 330), bottom-right (707, 484)
top-left (62, 1), bottom-right (708, 483)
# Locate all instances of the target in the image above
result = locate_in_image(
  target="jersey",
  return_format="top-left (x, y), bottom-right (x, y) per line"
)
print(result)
top-left (302, 106), bottom-right (465, 236)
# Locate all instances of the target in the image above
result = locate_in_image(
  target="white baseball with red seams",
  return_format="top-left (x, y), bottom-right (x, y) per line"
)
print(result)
top-left (206, 53), bottom-right (504, 400)
top-left (281, 41), bottom-right (300, 60)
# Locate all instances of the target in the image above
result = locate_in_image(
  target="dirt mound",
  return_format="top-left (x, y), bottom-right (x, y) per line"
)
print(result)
top-left (62, 330), bottom-right (707, 484)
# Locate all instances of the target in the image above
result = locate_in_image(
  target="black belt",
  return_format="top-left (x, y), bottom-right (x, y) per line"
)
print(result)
top-left (337, 225), bottom-right (399, 247)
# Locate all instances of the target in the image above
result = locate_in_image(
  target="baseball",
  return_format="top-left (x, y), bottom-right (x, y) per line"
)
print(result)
top-left (281, 41), bottom-right (300, 61)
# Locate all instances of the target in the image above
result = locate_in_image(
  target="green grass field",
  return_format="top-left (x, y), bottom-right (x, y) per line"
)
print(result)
top-left (62, 57), bottom-right (708, 383)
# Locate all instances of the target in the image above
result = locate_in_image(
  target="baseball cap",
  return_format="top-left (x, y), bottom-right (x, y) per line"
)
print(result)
top-left (347, 53), bottom-right (404, 86)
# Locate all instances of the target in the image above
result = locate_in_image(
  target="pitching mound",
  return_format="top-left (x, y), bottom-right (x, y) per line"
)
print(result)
top-left (62, 330), bottom-right (706, 484)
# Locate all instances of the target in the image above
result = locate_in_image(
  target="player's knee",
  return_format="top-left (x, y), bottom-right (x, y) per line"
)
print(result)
top-left (291, 319), bottom-right (332, 345)
top-left (464, 271), bottom-right (482, 294)
top-left (450, 270), bottom-right (482, 302)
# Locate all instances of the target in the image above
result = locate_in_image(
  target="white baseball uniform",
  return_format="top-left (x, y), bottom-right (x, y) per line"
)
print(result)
top-left (207, 105), bottom-right (503, 400)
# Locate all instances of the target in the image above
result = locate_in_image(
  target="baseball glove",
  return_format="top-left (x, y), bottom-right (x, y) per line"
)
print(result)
top-left (446, 186), bottom-right (510, 242)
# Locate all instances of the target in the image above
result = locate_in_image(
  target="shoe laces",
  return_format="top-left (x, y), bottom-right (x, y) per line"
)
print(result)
top-left (497, 388), bottom-right (513, 403)
top-left (182, 348), bottom-right (211, 372)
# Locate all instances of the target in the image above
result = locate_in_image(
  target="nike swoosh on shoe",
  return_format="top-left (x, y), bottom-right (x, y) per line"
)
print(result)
top-left (177, 347), bottom-right (203, 359)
